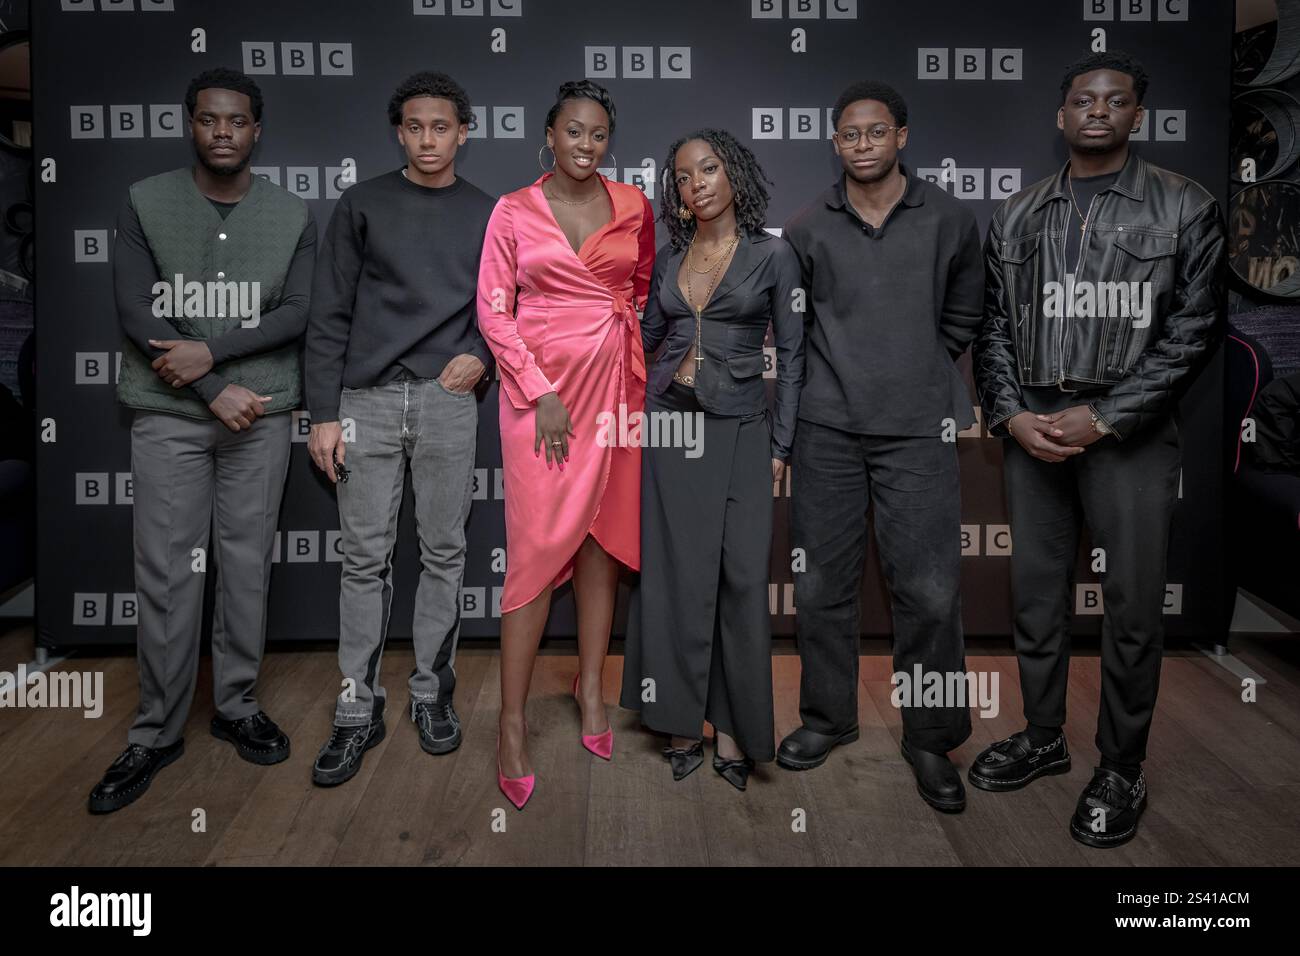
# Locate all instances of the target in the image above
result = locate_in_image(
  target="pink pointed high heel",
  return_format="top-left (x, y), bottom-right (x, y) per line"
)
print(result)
top-left (497, 722), bottom-right (534, 810)
top-left (572, 673), bottom-right (613, 761)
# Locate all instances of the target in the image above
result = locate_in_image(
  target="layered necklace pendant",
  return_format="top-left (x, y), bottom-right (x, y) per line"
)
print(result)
top-left (675, 231), bottom-right (739, 388)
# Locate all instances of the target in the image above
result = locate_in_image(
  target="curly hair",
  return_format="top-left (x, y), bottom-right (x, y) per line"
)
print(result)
top-left (387, 71), bottom-right (474, 127)
top-left (185, 68), bottom-right (263, 122)
top-left (1059, 50), bottom-right (1148, 105)
top-left (831, 80), bottom-right (907, 132)
top-left (659, 129), bottom-right (773, 251)
top-left (544, 79), bottom-right (617, 137)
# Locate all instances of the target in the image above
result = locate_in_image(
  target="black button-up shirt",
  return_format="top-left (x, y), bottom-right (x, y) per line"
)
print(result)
top-left (782, 165), bottom-right (984, 436)
top-left (641, 230), bottom-right (805, 460)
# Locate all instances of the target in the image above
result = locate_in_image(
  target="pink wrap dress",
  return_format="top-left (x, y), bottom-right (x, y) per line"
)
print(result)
top-left (477, 172), bottom-right (656, 613)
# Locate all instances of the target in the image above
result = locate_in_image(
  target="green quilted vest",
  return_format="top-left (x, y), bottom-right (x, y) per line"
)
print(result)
top-left (116, 167), bottom-right (309, 420)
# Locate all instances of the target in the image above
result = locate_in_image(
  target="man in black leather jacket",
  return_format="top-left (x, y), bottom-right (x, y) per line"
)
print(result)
top-left (971, 51), bottom-right (1226, 848)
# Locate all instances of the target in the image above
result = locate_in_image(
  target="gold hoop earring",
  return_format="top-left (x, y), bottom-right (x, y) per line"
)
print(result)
top-left (677, 205), bottom-right (694, 222)
top-left (538, 144), bottom-right (556, 172)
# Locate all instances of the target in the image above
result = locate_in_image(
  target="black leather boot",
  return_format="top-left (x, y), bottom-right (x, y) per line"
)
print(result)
top-left (775, 725), bottom-right (859, 770)
top-left (901, 739), bottom-right (966, 812)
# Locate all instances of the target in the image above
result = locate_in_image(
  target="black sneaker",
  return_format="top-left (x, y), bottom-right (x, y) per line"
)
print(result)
top-left (1070, 767), bottom-right (1147, 848)
top-left (88, 740), bottom-right (185, 814)
top-left (210, 711), bottom-right (290, 765)
top-left (967, 730), bottom-right (1071, 792)
top-left (412, 698), bottom-right (462, 755)
top-left (311, 720), bottom-right (385, 787)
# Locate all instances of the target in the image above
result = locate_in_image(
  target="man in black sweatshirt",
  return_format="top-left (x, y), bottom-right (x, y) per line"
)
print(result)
top-left (305, 71), bottom-right (496, 786)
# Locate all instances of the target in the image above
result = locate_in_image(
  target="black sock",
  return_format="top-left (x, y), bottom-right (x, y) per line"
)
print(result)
top-left (1025, 723), bottom-right (1061, 748)
top-left (1101, 757), bottom-right (1141, 783)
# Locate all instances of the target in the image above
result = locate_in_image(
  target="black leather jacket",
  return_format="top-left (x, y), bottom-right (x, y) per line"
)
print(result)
top-left (974, 153), bottom-right (1226, 440)
top-left (642, 230), bottom-right (805, 460)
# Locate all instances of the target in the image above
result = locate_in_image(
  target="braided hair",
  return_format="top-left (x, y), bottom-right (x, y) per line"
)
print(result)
top-left (659, 128), bottom-right (773, 251)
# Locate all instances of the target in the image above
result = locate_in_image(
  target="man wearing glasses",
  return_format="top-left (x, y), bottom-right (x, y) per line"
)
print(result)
top-left (779, 81), bottom-right (983, 812)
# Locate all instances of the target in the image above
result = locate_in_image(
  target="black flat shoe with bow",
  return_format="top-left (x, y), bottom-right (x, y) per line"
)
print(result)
top-left (712, 750), bottom-right (756, 791)
top-left (662, 740), bottom-right (704, 781)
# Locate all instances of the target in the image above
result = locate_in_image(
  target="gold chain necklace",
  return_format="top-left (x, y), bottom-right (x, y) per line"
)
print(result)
top-left (676, 231), bottom-right (739, 384)
top-left (543, 183), bottom-right (602, 206)
top-left (1067, 176), bottom-right (1088, 234)
top-left (689, 240), bottom-right (730, 273)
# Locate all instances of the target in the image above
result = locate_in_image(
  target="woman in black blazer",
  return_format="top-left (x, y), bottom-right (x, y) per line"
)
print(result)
top-left (619, 129), bottom-right (804, 789)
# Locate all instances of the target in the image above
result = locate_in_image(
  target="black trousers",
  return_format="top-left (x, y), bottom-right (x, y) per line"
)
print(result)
top-left (790, 420), bottom-right (971, 754)
top-left (1002, 416), bottom-right (1181, 766)
top-left (621, 382), bottom-right (776, 761)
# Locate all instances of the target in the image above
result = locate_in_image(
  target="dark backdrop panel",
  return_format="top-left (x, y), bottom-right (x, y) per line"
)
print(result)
top-left (32, 0), bottom-right (1232, 646)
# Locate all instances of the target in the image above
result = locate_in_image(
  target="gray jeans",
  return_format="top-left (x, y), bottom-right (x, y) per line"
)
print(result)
top-left (333, 376), bottom-right (477, 726)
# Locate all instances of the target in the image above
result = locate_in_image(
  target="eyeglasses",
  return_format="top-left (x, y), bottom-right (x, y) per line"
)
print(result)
top-left (832, 124), bottom-right (900, 146)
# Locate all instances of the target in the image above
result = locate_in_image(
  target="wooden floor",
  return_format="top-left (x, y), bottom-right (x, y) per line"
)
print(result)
top-left (1, 625), bottom-right (1299, 866)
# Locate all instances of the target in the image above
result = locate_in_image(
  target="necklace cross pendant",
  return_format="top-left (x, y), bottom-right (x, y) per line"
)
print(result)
top-left (695, 307), bottom-right (704, 371)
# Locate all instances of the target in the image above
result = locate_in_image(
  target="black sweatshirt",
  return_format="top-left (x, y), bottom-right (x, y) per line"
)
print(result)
top-left (782, 167), bottom-right (985, 436)
top-left (113, 193), bottom-right (316, 405)
top-left (305, 168), bottom-right (497, 422)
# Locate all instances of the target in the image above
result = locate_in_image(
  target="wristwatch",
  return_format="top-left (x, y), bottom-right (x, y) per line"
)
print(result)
top-left (1089, 409), bottom-right (1111, 435)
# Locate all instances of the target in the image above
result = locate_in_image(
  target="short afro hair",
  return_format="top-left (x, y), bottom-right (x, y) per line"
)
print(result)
top-left (831, 80), bottom-right (908, 132)
top-left (387, 71), bottom-right (474, 127)
top-left (545, 79), bottom-right (617, 138)
top-left (1059, 50), bottom-right (1148, 105)
top-left (185, 68), bottom-right (263, 122)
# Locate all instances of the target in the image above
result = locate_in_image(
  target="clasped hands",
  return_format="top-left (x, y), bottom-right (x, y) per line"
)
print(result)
top-left (1007, 405), bottom-right (1105, 463)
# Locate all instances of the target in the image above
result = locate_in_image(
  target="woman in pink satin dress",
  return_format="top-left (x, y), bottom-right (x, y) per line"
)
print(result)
top-left (477, 81), bottom-right (655, 809)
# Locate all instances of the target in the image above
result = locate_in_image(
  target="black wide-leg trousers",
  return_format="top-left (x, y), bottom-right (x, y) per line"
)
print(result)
top-left (790, 420), bottom-right (971, 755)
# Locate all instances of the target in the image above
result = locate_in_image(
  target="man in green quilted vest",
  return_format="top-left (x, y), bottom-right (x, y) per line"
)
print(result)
top-left (89, 68), bottom-right (316, 814)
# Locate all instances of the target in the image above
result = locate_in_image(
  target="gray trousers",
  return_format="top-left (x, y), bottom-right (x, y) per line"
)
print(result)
top-left (128, 409), bottom-right (292, 749)
top-left (333, 377), bottom-right (477, 726)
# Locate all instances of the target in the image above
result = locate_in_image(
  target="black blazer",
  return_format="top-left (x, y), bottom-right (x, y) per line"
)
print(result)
top-left (642, 230), bottom-right (805, 461)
